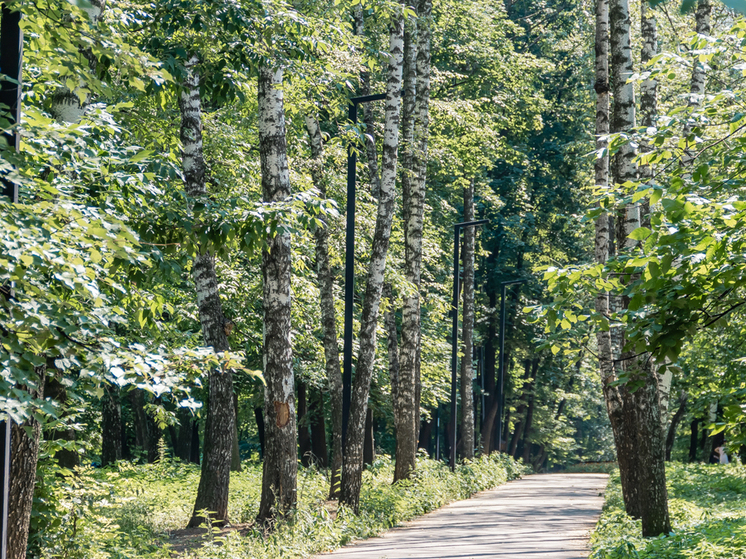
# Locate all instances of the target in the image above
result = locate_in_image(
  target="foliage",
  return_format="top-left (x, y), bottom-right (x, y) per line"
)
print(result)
top-left (591, 463), bottom-right (746, 559)
top-left (29, 454), bottom-right (526, 559)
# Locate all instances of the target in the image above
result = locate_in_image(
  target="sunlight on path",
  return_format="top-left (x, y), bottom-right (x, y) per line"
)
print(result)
top-left (312, 473), bottom-right (609, 559)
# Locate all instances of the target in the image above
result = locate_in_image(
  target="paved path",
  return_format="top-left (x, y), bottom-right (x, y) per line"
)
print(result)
top-left (313, 473), bottom-right (608, 559)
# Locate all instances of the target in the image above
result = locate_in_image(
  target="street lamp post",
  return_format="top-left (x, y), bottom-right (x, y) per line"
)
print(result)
top-left (341, 92), bottom-right (386, 453)
top-left (449, 219), bottom-right (488, 470)
top-left (495, 278), bottom-right (528, 454)
top-left (0, 5), bottom-right (22, 558)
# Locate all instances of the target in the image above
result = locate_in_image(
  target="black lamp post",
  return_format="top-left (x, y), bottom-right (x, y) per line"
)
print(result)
top-left (0, 5), bottom-right (22, 558)
top-left (341, 92), bottom-right (386, 453)
top-left (449, 219), bottom-right (488, 470)
top-left (495, 278), bottom-right (528, 453)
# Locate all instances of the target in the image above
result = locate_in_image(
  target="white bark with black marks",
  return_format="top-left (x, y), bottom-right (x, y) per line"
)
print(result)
top-left (181, 56), bottom-right (235, 528)
top-left (394, 6), bottom-right (421, 482)
top-left (340, 7), bottom-right (405, 512)
top-left (257, 65), bottom-right (297, 523)
top-left (607, 0), bottom-right (671, 536)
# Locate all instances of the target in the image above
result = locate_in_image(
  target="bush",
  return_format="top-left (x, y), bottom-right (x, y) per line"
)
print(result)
top-left (590, 462), bottom-right (746, 559)
top-left (31, 453), bottom-right (527, 559)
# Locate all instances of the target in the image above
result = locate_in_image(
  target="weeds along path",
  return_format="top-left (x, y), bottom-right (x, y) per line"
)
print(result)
top-left (311, 473), bottom-right (608, 559)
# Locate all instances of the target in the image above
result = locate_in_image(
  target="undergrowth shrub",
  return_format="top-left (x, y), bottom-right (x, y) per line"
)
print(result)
top-left (31, 452), bottom-right (525, 559)
top-left (590, 462), bottom-right (746, 559)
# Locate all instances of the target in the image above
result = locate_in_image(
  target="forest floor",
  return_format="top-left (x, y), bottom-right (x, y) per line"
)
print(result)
top-left (590, 462), bottom-right (746, 558)
top-left (310, 473), bottom-right (608, 559)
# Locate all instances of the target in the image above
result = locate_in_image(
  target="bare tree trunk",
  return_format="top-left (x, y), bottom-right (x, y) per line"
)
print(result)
top-left (309, 387), bottom-right (328, 468)
top-left (683, 0), bottom-right (711, 165)
top-left (458, 179), bottom-right (476, 460)
top-left (364, 408), bottom-right (376, 466)
top-left (6, 368), bottom-right (44, 559)
top-left (665, 392), bottom-right (687, 461)
top-left (256, 65), bottom-right (297, 524)
top-left (340, 8), bottom-right (405, 513)
top-left (231, 392), bottom-right (242, 472)
top-left (305, 113), bottom-right (343, 497)
top-left (298, 380), bottom-right (312, 467)
top-left (181, 56), bottom-right (235, 528)
top-left (521, 360), bottom-right (539, 464)
top-left (101, 384), bottom-right (122, 466)
top-left (353, 5), bottom-right (382, 197)
top-left (394, 8), bottom-right (419, 483)
top-left (607, 0), bottom-right (671, 535)
top-left (175, 407), bottom-right (193, 462)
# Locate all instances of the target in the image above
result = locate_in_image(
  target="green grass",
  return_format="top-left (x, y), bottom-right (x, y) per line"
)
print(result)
top-left (31, 453), bottom-right (526, 559)
top-left (591, 462), bottom-right (746, 559)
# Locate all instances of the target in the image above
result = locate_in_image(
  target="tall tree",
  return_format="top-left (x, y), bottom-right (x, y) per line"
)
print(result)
top-left (256, 64), bottom-right (297, 523)
top-left (395, 0), bottom-right (432, 480)
top-left (305, 112), bottom-right (343, 498)
top-left (340, 5), bottom-right (405, 512)
top-left (182, 56), bottom-right (235, 528)
top-left (459, 178), bottom-right (476, 460)
top-left (394, 7), bottom-right (419, 481)
top-left (607, 0), bottom-right (671, 536)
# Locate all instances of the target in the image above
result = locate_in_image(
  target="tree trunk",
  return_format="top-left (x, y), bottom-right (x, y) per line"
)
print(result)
top-left (101, 384), bottom-right (122, 467)
top-left (175, 407), bottom-right (193, 463)
top-left (5, 367), bottom-right (44, 559)
top-left (298, 380), bottom-right (312, 467)
top-left (231, 392), bottom-right (242, 472)
top-left (340, 8), bottom-right (405, 513)
top-left (665, 392), bottom-right (687, 461)
top-left (683, 0), bottom-right (710, 165)
top-left (521, 360), bottom-right (539, 464)
top-left (309, 386), bottom-right (328, 468)
top-left (392, 0), bottom-right (424, 481)
top-left (606, 0), bottom-right (670, 535)
top-left (181, 56), bottom-right (235, 528)
top-left (254, 407), bottom-right (265, 459)
top-left (458, 179), bottom-right (476, 460)
top-left (305, 113), bottom-right (343, 497)
top-left (129, 389), bottom-right (159, 462)
top-left (688, 418), bottom-right (699, 462)
top-left (480, 288), bottom-right (498, 454)
top-left (364, 408), bottom-right (375, 467)
top-left (256, 64), bottom-right (297, 524)
top-left (418, 416), bottom-right (433, 454)
top-left (508, 360), bottom-right (532, 457)
top-left (353, 5), bottom-right (382, 197)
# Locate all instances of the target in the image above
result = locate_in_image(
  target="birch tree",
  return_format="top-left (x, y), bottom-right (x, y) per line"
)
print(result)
top-left (181, 56), bottom-right (236, 528)
top-left (394, 7), bottom-right (420, 482)
top-left (395, 0), bottom-right (432, 480)
top-left (304, 113), bottom-right (343, 498)
top-left (256, 64), bottom-right (297, 522)
top-left (340, 6), bottom-right (405, 512)
top-left (607, 0), bottom-right (671, 536)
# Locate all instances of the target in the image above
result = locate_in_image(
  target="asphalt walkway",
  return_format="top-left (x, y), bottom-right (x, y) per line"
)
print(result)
top-left (313, 473), bottom-right (609, 559)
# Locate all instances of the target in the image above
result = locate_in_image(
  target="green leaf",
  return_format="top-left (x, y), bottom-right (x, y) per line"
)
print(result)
top-left (629, 227), bottom-right (652, 241)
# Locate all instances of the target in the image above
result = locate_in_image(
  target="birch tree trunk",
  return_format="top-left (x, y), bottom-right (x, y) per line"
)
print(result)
top-left (353, 6), bottom-right (382, 197)
top-left (305, 114), bottom-right (344, 498)
top-left (394, 9), bottom-right (420, 482)
top-left (458, 179), bottom-right (476, 460)
top-left (607, 0), bottom-right (671, 536)
top-left (411, 0), bottom-right (432, 426)
top-left (256, 65), bottom-right (297, 523)
top-left (340, 8), bottom-right (405, 512)
top-left (181, 56), bottom-right (235, 528)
